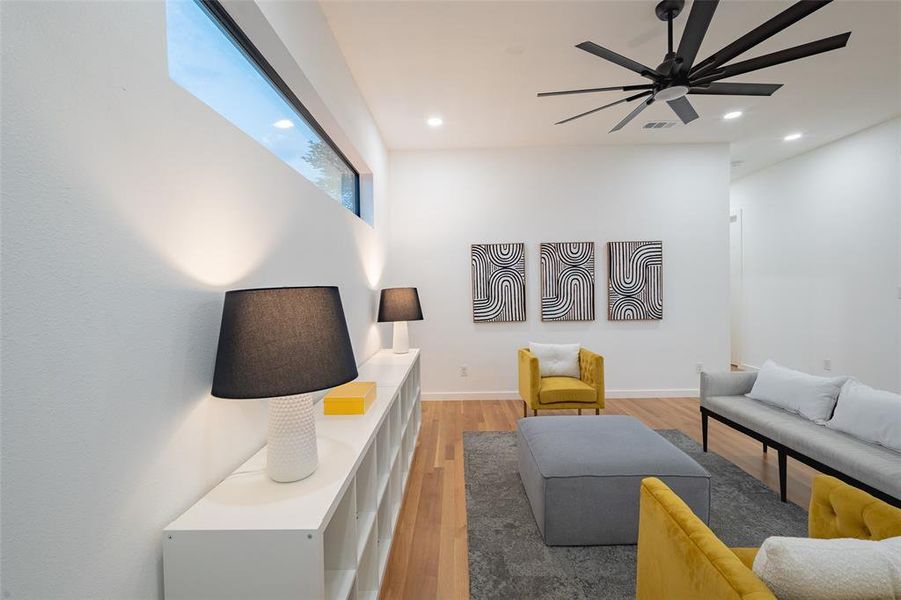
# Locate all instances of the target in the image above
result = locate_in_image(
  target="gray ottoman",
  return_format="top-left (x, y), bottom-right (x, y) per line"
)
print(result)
top-left (517, 415), bottom-right (710, 546)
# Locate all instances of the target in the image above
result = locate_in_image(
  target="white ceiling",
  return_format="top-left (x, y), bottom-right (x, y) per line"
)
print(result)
top-left (321, 0), bottom-right (900, 179)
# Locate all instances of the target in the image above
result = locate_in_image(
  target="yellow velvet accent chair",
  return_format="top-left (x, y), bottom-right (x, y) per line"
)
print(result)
top-left (635, 475), bottom-right (901, 600)
top-left (517, 347), bottom-right (604, 417)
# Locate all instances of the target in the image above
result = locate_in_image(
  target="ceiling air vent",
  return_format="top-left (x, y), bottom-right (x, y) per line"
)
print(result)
top-left (731, 160), bottom-right (745, 168)
top-left (642, 121), bottom-right (677, 129)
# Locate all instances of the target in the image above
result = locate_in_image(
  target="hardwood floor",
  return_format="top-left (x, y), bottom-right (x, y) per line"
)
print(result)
top-left (379, 398), bottom-right (820, 600)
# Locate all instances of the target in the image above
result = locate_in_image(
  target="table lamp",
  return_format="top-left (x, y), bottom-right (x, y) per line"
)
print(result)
top-left (377, 287), bottom-right (423, 354)
top-left (211, 286), bottom-right (358, 483)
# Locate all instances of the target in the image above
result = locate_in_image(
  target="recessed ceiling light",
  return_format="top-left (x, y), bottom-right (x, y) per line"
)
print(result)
top-left (783, 132), bottom-right (802, 141)
top-left (427, 116), bottom-right (444, 128)
top-left (273, 119), bottom-right (294, 129)
top-left (723, 111), bottom-right (743, 120)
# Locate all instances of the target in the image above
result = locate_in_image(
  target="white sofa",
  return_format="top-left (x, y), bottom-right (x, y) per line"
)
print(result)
top-left (700, 370), bottom-right (901, 507)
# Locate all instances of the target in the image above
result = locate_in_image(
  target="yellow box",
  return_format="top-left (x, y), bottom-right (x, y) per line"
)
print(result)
top-left (323, 381), bottom-right (376, 415)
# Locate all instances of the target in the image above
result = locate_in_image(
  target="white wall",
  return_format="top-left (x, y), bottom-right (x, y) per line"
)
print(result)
top-left (386, 144), bottom-right (731, 398)
top-left (0, 2), bottom-right (388, 598)
top-left (731, 118), bottom-right (901, 391)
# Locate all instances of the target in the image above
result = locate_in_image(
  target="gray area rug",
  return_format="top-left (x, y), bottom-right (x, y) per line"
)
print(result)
top-left (464, 429), bottom-right (808, 600)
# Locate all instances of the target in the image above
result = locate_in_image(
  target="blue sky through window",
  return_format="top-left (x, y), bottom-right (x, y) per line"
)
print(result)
top-left (166, 0), bottom-right (358, 214)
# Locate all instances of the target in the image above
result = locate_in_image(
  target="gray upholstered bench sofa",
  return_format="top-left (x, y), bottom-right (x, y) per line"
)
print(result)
top-left (700, 371), bottom-right (901, 507)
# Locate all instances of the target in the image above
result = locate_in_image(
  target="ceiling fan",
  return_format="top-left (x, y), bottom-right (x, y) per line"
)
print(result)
top-left (540, 0), bottom-right (851, 131)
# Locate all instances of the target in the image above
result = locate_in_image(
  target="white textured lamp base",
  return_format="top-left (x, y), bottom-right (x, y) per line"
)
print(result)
top-left (266, 393), bottom-right (318, 483)
top-left (392, 321), bottom-right (409, 354)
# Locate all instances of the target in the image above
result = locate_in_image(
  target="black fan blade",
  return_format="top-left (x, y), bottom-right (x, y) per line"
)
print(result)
top-left (667, 96), bottom-right (699, 124)
top-left (610, 97), bottom-right (654, 132)
top-left (538, 84), bottom-right (653, 98)
top-left (556, 91), bottom-right (653, 125)
top-left (691, 0), bottom-right (833, 78)
top-left (576, 41), bottom-right (663, 80)
top-left (693, 32), bottom-right (850, 84)
top-left (677, 0), bottom-right (719, 73)
top-left (689, 82), bottom-right (783, 95)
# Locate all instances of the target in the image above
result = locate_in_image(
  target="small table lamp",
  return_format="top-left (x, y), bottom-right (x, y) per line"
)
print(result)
top-left (377, 287), bottom-right (423, 354)
top-left (211, 286), bottom-right (358, 483)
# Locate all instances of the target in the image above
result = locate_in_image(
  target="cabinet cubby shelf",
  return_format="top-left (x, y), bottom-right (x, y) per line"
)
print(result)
top-left (377, 473), bottom-right (390, 503)
top-left (357, 510), bottom-right (377, 561)
top-left (377, 537), bottom-right (391, 581)
top-left (390, 446), bottom-right (401, 471)
top-left (324, 569), bottom-right (356, 600)
top-left (163, 350), bottom-right (422, 600)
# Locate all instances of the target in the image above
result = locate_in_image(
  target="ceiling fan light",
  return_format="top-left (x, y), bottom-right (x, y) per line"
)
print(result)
top-left (653, 85), bottom-right (689, 102)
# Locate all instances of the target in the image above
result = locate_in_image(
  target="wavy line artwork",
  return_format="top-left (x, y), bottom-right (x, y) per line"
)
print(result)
top-left (607, 241), bottom-right (663, 320)
top-left (471, 243), bottom-right (526, 322)
top-left (540, 242), bottom-right (595, 321)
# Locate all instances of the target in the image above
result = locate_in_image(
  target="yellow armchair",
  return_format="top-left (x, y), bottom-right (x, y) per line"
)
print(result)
top-left (517, 347), bottom-right (604, 417)
top-left (635, 475), bottom-right (901, 600)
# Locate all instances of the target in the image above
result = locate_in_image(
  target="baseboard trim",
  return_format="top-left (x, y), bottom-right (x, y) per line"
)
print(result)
top-left (422, 389), bottom-right (699, 401)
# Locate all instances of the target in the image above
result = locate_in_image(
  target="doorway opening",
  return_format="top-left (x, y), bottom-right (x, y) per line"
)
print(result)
top-left (729, 209), bottom-right (743, 370)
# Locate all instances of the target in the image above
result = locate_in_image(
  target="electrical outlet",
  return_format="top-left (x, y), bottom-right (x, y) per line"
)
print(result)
top-left (695, 362), bottom-right (704, 374)
top-left (823, 359), bottom-right (832, 372)
top-left (460, 366), bottom-right (469, 378)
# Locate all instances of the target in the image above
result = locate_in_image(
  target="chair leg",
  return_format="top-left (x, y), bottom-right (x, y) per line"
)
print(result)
top-left (578, 409), bottom-right (582, 415)
top-left (778, 449), bottom-right (788, 502)
top-left (595, 408), bottom-right (600, 415)
top-left (763, 442), bottom-right (768, 453)
top-left (701, 410), bottom-right (709, 452)
top-left (523, 401), bottom-right (527, 418)
top-left (533, 409), bottom-right (537, 417)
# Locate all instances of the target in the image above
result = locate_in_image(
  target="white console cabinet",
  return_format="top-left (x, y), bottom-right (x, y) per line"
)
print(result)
top-left (163, 350), bottom-right (422, 600)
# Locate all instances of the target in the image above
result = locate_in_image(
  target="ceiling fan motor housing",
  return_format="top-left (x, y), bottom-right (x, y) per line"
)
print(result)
top-left (656, 54), bottom-right (685, 76)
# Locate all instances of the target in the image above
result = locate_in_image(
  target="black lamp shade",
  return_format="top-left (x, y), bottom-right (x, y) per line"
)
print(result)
top-left (377, 288), bottom-right (423, 323)
top-left (211, 287), bottom-right (358, 399)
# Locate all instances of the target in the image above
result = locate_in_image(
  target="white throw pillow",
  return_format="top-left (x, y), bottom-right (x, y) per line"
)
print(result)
top-left (752, 536), bottom-right (901, 600)
top-left (746, 360), bottom-right (846, 423)
top-left (528, 342), bottom-right (580, 378)
top-left (827, 379), bottom-right (901, 453)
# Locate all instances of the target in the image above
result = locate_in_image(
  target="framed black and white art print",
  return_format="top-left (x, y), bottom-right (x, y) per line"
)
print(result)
top-left (539, 242), bottom-right (595, 321)
top-left (607, 240), bottom-right (663, 320)
top-left (471, 243), bottom-right (526, 322)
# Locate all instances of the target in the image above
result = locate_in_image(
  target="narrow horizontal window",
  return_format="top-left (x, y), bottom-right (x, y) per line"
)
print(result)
top-left (166, 0), bottom-right (360, 215)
